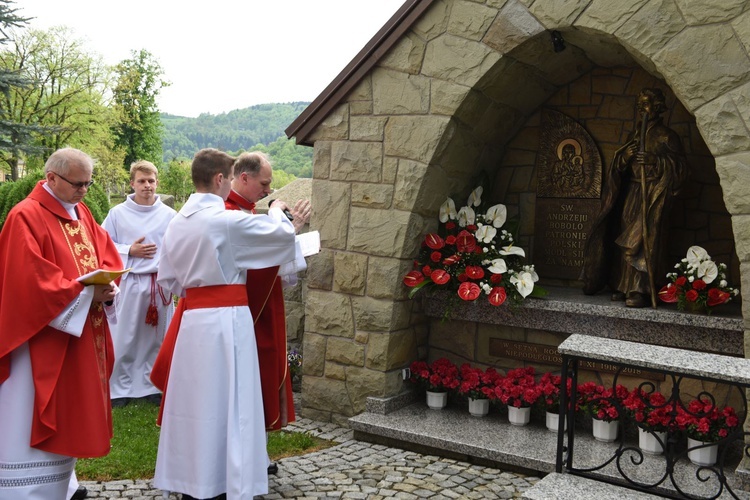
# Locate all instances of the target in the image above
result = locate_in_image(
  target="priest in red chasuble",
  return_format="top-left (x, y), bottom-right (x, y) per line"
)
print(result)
top-left (0, 148), bottom-right (122, 499)
top-left (226, 152), bottom-right (311, 467)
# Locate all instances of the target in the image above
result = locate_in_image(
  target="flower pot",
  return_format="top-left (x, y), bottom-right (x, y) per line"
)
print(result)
top-left (638, 428), bottom-right (667, 455)
top-left (546, 411), bottom-right (566, 432)
top-left (592, 418), bottom-right (619, 443)
top-left (468, 398), bottom-right (490, 417)
top-left (687, 437), bottom-right (718, 466)
top-left (508, 406), bottom-right (531, 426)
top-left (426, 390), bottom-right (448, 410)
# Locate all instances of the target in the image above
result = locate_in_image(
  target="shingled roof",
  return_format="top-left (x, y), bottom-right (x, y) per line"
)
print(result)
top-left (284, 0), bottom-right (435, 147)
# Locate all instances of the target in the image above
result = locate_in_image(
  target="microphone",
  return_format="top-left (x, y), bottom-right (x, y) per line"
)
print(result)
top-left (268, 199), bottom-right (294, 221)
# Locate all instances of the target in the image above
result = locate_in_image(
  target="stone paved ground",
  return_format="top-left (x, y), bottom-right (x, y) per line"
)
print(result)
top-left (78, 416), bottom-right (541, 499)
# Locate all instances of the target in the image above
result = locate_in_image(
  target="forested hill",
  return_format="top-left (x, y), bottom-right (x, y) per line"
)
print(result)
top-left (161, 102), bottom-right (310, 163)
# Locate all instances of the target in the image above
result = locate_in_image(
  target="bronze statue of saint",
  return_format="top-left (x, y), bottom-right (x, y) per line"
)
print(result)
top-left (581, 88), bottom-right (689, 307)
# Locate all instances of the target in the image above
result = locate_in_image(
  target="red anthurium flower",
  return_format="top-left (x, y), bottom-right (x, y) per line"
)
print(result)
top-left (445, 235), bottom-right (456, 245)
top-left (466, 224), bottom-right (477, 231)
top-left (685, 289), bottom-right (699, 302)
top-left (707, 287), bottom-right (730, 306)
top-left (458, 282), bottom-right (481, 301)
top-left (422, 265), bottom-right (432, 276)
top-left (431, 269), bottom-right (451, 285)
top-left (465, 265), bottom-right (484, 279)
top-left (424, 233), bottom-right (445, 250)
top-left (692, 279), bottom-right (706, 290)
top-left (490, 273), bottom-right (503, 284)
top-left (675, 276), bottom-right (687, 287)
top-left (403, 271), bottom-right (424, 287)
top-left (455, 230), bottom-right (476, 253)
top-left (430, 251), bottom-right (442, 263)
top-left (488, 287), bottom-right (506, 306)
top-left (442, 254), bottom-right (460, 266)
top-left (457, 273), bottom-right (468, 282)
top-left (658, 284), bottom-right (678, 303)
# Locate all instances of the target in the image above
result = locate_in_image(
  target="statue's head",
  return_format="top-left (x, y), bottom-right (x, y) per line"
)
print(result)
top-left (638, 88), bottom-right (667, 116)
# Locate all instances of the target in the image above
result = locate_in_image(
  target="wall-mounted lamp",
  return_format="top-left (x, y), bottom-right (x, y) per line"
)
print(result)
top-left (551, 30), bottom-right (566, 53)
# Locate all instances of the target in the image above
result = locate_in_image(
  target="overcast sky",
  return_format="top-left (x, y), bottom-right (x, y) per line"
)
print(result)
top-left (18, 0), bottom-right (405, 117)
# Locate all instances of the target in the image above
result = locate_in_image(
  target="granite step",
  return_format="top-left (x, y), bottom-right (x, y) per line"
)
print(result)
top-left (349, 394), bottom-right (750, 499)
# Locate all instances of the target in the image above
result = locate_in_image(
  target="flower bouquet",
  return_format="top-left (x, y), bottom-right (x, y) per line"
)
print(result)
top-left (408, 357), bottom-right (460, 393)
top-left (676, 398), bottom-right (740, 443)
top-left (494, 366), bottom-right (541, 408)
top-left (578, 382), bottom-right (629, 423)
top-left (658, 245), bottom-right (738, 314)
top-left (456, 364), bottom-right (502, 401)
top-left (403, 186), bottom-right (545, 310)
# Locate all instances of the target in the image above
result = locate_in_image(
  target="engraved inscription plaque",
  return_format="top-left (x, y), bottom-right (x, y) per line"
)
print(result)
top-left (534, 198), bottom-right (599, 279)
top-left (534, 109), bottom-right (603, 280)
top-left (489, 339), bottom-right (664, 381)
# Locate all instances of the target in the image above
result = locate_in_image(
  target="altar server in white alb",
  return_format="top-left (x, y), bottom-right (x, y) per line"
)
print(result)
top-left (150, 148), bottom-right (297, 499)
top-left (102, 160), bottom-right (176, 406)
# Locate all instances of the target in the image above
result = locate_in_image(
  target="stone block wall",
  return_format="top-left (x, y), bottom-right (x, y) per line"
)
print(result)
top-left (299, 0), bottom-right (750, 425)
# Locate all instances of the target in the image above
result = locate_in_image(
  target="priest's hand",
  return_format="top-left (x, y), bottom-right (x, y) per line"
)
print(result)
top-left (291, 199), bottom-right (312, 233)
top-left (93, 283), bottom-right (116, 304)
top-left (129, 236), bottom-right (157, 259)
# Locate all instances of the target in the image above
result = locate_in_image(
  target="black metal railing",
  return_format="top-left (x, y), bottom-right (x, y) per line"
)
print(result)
top-left (557, 354), bottom-right (750, 499)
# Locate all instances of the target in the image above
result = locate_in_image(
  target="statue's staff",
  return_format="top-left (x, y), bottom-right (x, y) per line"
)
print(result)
top-left (638, 110), bottom-right (658, 308)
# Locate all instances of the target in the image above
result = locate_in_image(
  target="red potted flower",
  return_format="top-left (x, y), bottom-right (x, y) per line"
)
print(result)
top-left (408, 358), bottom-right (460, 410)
top-left (494, 366), bottom-right (541, 426)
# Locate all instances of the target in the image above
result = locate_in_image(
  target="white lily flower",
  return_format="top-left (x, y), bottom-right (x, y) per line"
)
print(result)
top-left (686, 246), bottom-right (709, 268)
top-left (697, 260), bottom-right (718, 284)
top-left (485, 204), bottom-right (507, 228)
top-left (510, 272), bottom-right (534, 298)
top-left (488, 259), bottom-right (507, 274)
top-left (439, 198), bottom-right (457, 223)
top-left (467, 186), bottom-right (483, 207)
top-left (457, 206), bottom-right (475, 227)
top-left (499, 245), bottom-right (525, 258)
top-left (475, 225), bottom-right (497, 244)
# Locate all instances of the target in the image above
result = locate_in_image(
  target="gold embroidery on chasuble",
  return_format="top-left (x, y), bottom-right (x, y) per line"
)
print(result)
top-left (59, 219), bottom-right (108, 391)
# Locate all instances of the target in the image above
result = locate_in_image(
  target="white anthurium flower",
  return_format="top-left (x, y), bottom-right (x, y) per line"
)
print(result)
top-left (439, 198), bottom-right (457, 223)
top-left (467, 186), bottom-right (483, 207)
top-left (485, 204), bottom-right (507, 228)
top-left (488, 259), bottom-right (507, 274)
top-left (511, 272), bottom-right (534, 298)
top-left (457, 206), bottom-right (475, 227)
top-left (686, 246), bottom-right (709, 268)
top-left (524, 266), bottom-right (539, 282)
top-left (475, 225), bottom-right (497, 244)
top-left (697, 260), bottom-right (718, 284)
top-left (499, 245), bottom-right (525, 258)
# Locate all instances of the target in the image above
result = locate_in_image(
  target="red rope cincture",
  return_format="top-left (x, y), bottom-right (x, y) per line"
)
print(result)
top-left (146, 273), bottom-right (172, 327)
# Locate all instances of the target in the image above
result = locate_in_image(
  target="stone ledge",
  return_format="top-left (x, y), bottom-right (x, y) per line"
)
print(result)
top-left (559, 334), bottom-right (750, 384)
top-left (423, 286), bottom-right (744, 355)
top-left (523, 473), bottom-right (663, 500)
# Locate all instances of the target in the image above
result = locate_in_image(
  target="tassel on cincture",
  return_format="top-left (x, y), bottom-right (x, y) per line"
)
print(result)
top-left (145, 304), bottom-right (159, 326)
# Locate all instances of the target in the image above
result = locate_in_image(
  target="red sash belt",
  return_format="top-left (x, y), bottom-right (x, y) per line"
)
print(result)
top-left (151, 283), bottom-right (247, 425)
top-left (184, 284), bottom-right (248, 309)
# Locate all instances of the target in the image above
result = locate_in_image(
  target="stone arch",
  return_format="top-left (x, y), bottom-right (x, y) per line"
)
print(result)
top-left (302, 0), bottom-right (750, 423)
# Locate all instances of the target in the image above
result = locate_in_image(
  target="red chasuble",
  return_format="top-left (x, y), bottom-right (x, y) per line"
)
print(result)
top-left (225, 190), bottom-right (295, 430)
top-left (0, 181), bottom-right (122, 457)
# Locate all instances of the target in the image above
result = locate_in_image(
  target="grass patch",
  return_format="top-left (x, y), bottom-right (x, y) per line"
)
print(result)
top-left (76, 399), bottom-right (333, 480)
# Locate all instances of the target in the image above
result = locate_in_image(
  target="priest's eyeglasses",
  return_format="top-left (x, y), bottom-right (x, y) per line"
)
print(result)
top-left (54, 172), bottom-right (94, 190)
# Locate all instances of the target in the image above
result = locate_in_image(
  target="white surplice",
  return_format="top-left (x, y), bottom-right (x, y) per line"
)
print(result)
top-left (102, 195), bottom-right (176, 399)
top-left (154, 193), bottom-right (296, 499)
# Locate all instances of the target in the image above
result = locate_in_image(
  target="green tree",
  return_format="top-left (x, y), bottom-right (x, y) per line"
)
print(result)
top-left (0, 25), bottom-right (111, 179)
top-left (159, 158), bottom-right (192, 203)
top-left (112, 49), bottom-right (168, 169)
